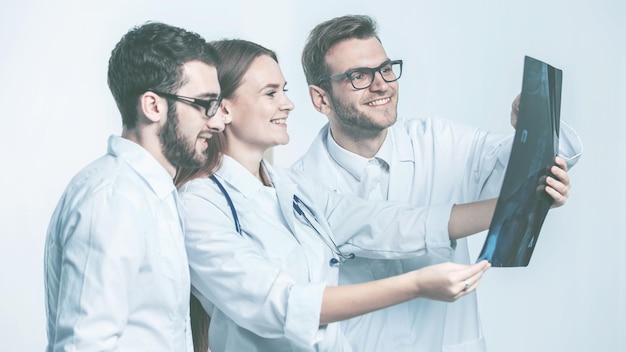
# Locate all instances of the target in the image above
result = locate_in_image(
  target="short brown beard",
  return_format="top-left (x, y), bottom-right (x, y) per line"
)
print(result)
top-left (160, 107), bottom-right (208, 169)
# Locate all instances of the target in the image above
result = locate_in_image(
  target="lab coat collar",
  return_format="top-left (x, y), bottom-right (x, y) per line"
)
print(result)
top-left (266, 165), bottom-right (299, 233)
top-left (214, 155), bottom-right (267, 199)
top-left (216, 156), bottom-right (299, 232)
top-left (107, 135), bottom-right (176, 200)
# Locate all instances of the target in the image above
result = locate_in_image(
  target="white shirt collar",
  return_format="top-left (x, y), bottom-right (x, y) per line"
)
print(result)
top-left (325, 129), bottom-right (391, 181)
top-left (107, 135), bottom-right (176, 200)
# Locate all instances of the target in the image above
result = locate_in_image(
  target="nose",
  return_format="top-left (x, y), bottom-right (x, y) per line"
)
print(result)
top-left (281, 92), bottom-right (295, 112)
top-left (206, 107), bottom-right (228, 132)
top-left (369, 70), bottom-right (389, 91)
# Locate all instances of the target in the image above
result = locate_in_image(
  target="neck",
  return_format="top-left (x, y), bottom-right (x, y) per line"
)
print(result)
top-left (223, 143), bottom-right (267, 185)
top-left (122, 127), bottom-right (176, 177)
top-left (329, 125), bottom-right (388, 159)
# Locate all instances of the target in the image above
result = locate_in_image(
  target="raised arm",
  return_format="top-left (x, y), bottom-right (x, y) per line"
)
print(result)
top-left (448, 156), bottom-right (571, 241)
top-left (448, 198), bottom-right (498, 241)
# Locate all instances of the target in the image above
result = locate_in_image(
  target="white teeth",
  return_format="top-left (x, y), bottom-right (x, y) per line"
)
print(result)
top-left (368, 97), bottom-right (390, 106)
top-left (271, 119), bottom-right (286, 124)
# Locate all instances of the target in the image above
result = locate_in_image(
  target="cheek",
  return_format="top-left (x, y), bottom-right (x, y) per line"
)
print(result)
top-left (223, 120), bottom-right (248, 141)
top-left (182, 119), bottom-right (206, 140)
top-left (391, 82), bottom-right (400, 96)
top-left (340, 91), bottom-right (362, 106)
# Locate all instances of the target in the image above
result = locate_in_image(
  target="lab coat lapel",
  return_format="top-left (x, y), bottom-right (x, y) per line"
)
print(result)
top-left (274, 176), bottom-right (299, 235)
top-left (387, 160), bottom-right (415, 202)
top-left (387, 123), bottom-right (416, 202)
top-left (298, 124), bottom-right (342, 193)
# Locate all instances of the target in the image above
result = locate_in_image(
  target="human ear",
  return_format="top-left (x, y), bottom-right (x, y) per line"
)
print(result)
top-left (139, 91), bottom-right (166, 123)
top-left (219, 98), bottom-right (233, 122)
top-left (308, 85), bottom-right (331, 115)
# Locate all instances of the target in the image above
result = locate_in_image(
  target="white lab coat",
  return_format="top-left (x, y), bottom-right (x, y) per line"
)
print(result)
top-left (44, 136), bottom-right (193, 352)
top-left (293, 117), bottom-right (583, 352)
top-left (179, 155), bottom-right (456, 352)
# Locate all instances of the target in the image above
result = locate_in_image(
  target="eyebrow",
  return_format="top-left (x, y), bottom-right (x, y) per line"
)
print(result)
top-left (341, 59), bottom-right (392, 73)
top-left (196, 92), bottom-right (221, 99)
top-left (259, 82), bottom-right (288, 92)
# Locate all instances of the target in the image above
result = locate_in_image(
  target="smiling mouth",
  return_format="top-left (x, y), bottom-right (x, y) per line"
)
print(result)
top-left (271, 119), bottom-right (286, 125)
top-left (367, 97), bottom-right (391, 106)
top-left (197, 134), bottom-right (212, 147)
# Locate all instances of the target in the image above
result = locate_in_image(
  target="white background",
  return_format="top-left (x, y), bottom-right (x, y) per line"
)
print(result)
top-left (1, 1), bottom-right (624, 351)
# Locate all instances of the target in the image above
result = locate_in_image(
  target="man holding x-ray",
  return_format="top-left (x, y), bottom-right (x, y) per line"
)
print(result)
top-left (294, 14), bottom-right (582, 352)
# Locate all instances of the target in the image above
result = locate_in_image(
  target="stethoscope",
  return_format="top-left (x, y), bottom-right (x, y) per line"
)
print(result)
top-left (210, 175), bottom-right (355, 266)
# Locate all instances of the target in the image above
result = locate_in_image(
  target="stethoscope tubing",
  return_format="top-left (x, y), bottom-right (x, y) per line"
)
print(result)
top-left (210, 175), bottom-right (354, 266)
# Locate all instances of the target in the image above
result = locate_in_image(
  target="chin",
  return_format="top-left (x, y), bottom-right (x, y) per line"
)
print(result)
top-left (277, 136), bottom-right (290, 146)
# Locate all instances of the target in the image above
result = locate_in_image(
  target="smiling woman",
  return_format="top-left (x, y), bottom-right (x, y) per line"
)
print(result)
top-left (172, 39), bottom-right (497, 352)
top-left (221, 53), bottom-right (294, 163)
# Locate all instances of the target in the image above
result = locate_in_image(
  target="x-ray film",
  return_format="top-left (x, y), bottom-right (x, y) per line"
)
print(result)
top-left (477, 56), bottom-right (562, 267)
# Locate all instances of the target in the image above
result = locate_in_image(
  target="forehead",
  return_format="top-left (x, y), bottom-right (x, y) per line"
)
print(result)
top-left (240, 55), bottom-right (285, 88)
top-left (325, 37), bottom-right (389, 72)
top-left (179, 60), bottom-right (220, 96)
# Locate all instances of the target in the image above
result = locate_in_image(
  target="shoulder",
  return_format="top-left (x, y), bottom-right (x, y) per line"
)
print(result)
top-left (402, 116), bottom-right (480, 138)
top-left (291, 124), bottom-right (331, 172)
top-left (178, 177), bottom-right (216, 198)
top-left (48, 157), bottom-right (157, 248)
top-left (177, 177), bottom-right (224, 212)
top-left (59, 155), bottom-right (153, 211)
top-left (402, 115), bottom-right (455, 131)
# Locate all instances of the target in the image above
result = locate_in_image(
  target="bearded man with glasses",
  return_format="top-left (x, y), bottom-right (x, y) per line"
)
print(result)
top-left (44, 22), bottom-right (227, 351)
top-left (294, 14), bottom-right (582, 352)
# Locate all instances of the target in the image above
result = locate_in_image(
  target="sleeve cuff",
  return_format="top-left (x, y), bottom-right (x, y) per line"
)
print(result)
top-left (425, 203), bottom-right (456, 253)
top-left (284, 282), bottom-right (326, 346)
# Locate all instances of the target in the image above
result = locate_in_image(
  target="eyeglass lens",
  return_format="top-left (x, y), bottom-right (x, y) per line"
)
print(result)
top-left (202, 98), bottom-right (221, 118)
top-left (349, 61), bottom-right (402, 89)
top-left (177, 96), bottom-right (220, 118)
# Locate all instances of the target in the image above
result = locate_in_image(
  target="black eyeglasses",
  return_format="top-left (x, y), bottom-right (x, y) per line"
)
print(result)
top-left (149, 90), bottom-right (222, 118)
top-left (317, 59), bottom-right (403, 90)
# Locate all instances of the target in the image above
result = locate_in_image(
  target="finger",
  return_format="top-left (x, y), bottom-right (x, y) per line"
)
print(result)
top-left (454, 268), bottom-right (487, 299)
top-left (550, 160), bottom-right (570, 184)
top-left (510, 94), bottom-right (521, 127)
top-left (458, 279), bottom-right (471, 295)
top-left (549, 166), bottom-right (570, 187)
top-left (512, 94), bottom-right (521, 112)
top-left (454, 260), bottom-right (490, 281)
top-left (545, 184), bottom-right (568, 207)
top-left (546, 174), bottom-right (570, 197)
top-left (547, 165), bottom-right (569, 186)
top-left (546, 166), bottom-right (570, 200)
top-left (454, 261), bottom-right (490, 291)
top-left (554, 156), bottom-right (568, 171)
